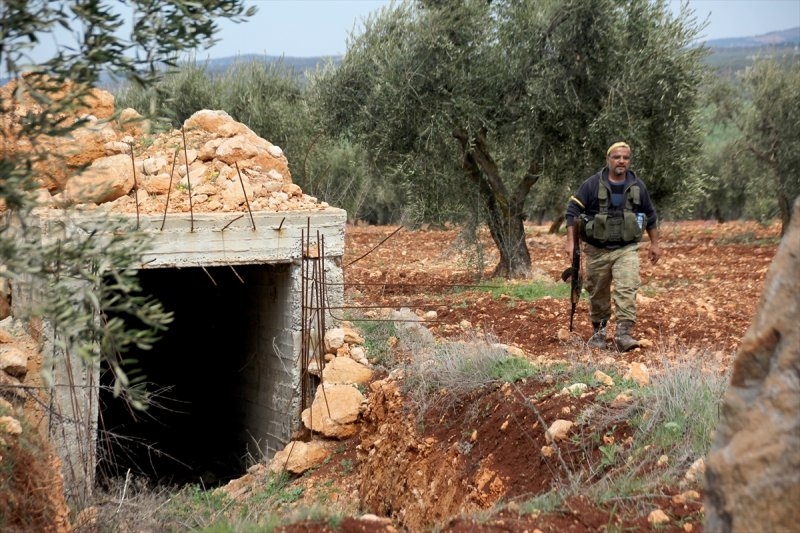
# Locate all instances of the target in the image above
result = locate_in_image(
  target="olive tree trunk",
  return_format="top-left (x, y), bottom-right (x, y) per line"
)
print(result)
top-left (454, 127), bottom-right (539, 278)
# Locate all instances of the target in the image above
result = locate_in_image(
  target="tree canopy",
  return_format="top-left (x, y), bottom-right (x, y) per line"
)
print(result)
top-left (739, 61), bottom-right (800, 232)
top-left (703, 60), bottom-right (800, 233)
top-left (311, 0), bottom-right (708, 277)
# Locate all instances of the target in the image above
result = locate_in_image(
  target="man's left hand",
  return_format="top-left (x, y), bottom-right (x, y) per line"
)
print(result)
top-left (649, 244), bottom-right (661, 265)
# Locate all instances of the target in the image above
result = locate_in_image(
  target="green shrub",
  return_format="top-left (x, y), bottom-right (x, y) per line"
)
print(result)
top-left (488, 356), bottom-right (540, 382)
top-left (353, 318), bottom-right (399, 368)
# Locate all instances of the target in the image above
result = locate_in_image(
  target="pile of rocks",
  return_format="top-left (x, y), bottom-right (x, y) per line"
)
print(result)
top-left (272, 324), bottom-right (373, 473)
top-left (1, 77), bottom-right (327, 216)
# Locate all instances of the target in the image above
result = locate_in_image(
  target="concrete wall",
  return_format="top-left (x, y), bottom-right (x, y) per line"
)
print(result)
top-left (13, 208), bottom-right (346, 495)
top-left (237, 263), bottom-right (296, 458)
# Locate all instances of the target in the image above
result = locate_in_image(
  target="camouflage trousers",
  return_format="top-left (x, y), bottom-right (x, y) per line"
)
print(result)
top-left (583, 242), bottom-right (641, 323)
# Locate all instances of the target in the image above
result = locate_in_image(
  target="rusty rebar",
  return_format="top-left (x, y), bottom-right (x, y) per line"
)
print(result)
top-left (127, 141), bottom-right (140, 229)
top-left (234, 161), bottom-right (256, 230)
top-left (180, 127), bottom-right (194, 232)
top-left (344, 225), bottom-right (404, 267)
top-left (159, 148), bottom-right (179, 231)
top-left (200, 266), bottom-right (217, 286)
top-left (221, 214), bottom-right (244, 231)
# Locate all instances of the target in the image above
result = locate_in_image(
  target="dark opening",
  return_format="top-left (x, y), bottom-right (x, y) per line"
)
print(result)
top-left (97, 264), bottom-right (271, 487)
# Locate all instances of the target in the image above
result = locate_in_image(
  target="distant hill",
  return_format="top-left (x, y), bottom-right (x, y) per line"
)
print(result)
top-left (204, 54), bottom-right (340, 73)
top-left (0, 54), bottom-right (339, 89)
top-left (704, 27), bottom-right (799, 49)
top-left (702, 27), bottom-right (799, 76)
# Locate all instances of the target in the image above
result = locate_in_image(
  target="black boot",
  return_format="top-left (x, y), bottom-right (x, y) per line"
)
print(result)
top-left (588, 319), bottom-right (608, 349)
top-left (615, 320), bottom-right (640, 352)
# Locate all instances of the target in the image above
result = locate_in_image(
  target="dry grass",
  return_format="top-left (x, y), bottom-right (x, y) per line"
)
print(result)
top-left (0, 411), bottom-right (69, 533)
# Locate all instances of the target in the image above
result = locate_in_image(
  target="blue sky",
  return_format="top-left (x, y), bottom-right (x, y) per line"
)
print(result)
top-left (202, 0), bottom-right (800, 58)
top-left (17, 0), bottom-right (800, 64)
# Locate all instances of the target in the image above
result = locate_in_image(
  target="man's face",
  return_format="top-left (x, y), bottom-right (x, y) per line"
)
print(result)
top-left (607, 147), bottom-right (632, 177)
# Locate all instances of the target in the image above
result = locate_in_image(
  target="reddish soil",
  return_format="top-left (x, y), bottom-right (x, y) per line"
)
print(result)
top-left (344, 220), bottom-right (778, 368)
top-left (273, 220), bottom-right (781, 532)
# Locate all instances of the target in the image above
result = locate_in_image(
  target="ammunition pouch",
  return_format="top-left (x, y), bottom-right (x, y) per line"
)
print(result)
top-left (580, 212), bottom-right (643, 244)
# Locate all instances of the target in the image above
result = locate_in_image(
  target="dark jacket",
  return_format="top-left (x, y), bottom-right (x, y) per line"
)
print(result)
top-left (565, 168), bottom-right (658, 247)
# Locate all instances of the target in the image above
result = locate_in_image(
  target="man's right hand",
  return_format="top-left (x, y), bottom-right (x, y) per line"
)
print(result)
top-left (564, 226), bottom-right (576, 258)
top-left (564, 239), bottom-right (574, 259)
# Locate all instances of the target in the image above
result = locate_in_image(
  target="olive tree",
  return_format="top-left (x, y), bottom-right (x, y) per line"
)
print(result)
top-left (737, 61), bottom-right (799, 233)
top-left (706, 61), bottom-right (800, 233)
top-left (0, 1), bottom-right (254, 403)
top-left (311, 0), bottom-right (707, 277)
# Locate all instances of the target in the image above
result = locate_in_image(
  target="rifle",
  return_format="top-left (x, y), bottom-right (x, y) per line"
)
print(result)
top-left (560, 229), bottom-right (582, 332)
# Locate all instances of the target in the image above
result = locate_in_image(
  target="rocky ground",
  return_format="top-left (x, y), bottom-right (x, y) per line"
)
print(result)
top-left (259, 219), bottom-right (781, 533)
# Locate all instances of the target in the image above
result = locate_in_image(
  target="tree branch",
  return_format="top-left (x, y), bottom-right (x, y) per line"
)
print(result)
top-left (511, 160), bottom-right (540, 213)
top-left (471, 128), bottom-right (510, 203)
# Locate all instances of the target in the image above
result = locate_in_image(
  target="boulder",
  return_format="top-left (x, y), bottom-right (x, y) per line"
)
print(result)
top-left (322, 356), bottom-right (373, 385)
top-left (64, 153), bottom-right (135, 204)
top-left (705, 197), bottom-right (800, 532)
top-left (301, 383), bottom-right (364, 439)
top-left (269, 440), bottom-right (334, 474)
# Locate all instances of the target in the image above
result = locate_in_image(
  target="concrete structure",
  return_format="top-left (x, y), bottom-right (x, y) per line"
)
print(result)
top-left (13, 208), bottom-right (346, 498)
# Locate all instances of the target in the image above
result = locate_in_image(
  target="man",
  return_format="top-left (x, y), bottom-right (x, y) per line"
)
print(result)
top-left (564, 142), bottom-right (661, 351)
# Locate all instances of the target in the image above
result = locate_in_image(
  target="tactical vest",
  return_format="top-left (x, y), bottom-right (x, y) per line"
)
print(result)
top-left (580, 180), bottom-right (645, 244)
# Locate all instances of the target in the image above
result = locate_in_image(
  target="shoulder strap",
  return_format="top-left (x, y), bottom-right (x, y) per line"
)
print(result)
top-left (597, 180), bottom-right (609, 214)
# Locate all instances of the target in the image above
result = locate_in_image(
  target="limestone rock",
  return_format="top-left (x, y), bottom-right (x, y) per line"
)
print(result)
top-left (610, 392), bottom-right (633, 408)
top-left (623, 362), bottom-right (650, 386)
top-left (307, 358), bottom-right (321, 377)
top-left (0, 345), bottom-right (28, 378)
top-left (560, 383), bottom-right (588, 395)
top-left (217, 463), bottom-right (269, 500)
top-left (593, 370), bottom-right (615, 387)
top-left (269, 440), bottom-right (334, 474)
top-left (322, 356), bottom-right (373, 385)
top-left (324, 328), bottom-right (346, 354)
top-left (0, 371), bottom-right (26, 404)
top-left (705, 197), bottom-right (800, 532)
top-left (0, 415), bottom-right (22, 436)
top-left (684, 457), bottom-right (705, 484)
top-left (118, 107), bottom-right (149, 136)
top-left (392, 308), bottom-right (436, 351)
top-left (301, 383), bottom-right (364, 438)
top-left (342, 326), bottom-right (365, 345)
top-left (350, 345), bottom-right (367, 363)
top-left (491, 343), bottom-right (526, 358)
top-left (65, 154), bottom-right (135, 204)
top-left (0, 78), bottom-right (331, 216)
top-left (545, 419), bottom-right (574, 443)
top-left (648, 509), bottom-right (670, 525)
top-left (672, 490), bottom-right (701, 504)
